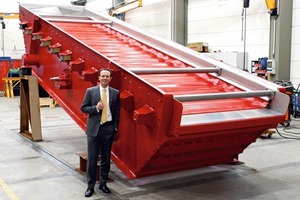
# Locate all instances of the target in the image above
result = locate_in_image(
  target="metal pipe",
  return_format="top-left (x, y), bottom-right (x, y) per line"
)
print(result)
top-left (174, 90), bottom-right (275, 102)
top-left (44, 18), bottom-right (112, 25)
top-left (130, 67), bottom-right (221, 75)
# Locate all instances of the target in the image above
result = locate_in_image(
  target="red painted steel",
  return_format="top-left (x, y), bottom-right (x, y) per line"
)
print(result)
top-left (19, 5), bottom-right (289, 179)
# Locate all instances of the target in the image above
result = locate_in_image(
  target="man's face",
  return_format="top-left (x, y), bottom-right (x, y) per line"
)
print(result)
top-left (99, 70), bottom-right (112, 87)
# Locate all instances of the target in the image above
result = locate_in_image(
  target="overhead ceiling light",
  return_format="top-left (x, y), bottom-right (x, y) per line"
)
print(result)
top-left (111, 0), bottom-right (142, 15)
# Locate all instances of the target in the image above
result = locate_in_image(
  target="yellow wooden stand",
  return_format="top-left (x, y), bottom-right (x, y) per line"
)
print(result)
top-left (19, 76), bottom-right (42, 141)
top-left (1, 77), bottom-right (21, 98)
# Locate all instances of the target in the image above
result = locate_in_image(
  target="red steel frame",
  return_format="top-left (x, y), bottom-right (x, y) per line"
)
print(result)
top-left (19, 4), bottom-right (289, 179)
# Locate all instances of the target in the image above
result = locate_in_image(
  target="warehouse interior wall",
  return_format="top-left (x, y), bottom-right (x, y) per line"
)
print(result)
top-left (291, 1), bottom-right (300, 85)
top-left (126, 0), bottom-right (271, 70)
top-left (125, 1), bottom-right (171, 40)
top-left (126, 0), bottom-right (299, 87)
top-left (0, 0), bottom-right (299, 86)
top-left (0, 0), bottom-right (71, 59)
top-left (0, 16), bottom-right (24, 59)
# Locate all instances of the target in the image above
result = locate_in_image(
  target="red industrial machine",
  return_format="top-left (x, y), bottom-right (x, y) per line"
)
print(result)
top-left (19, 4), bottom-right (289, 179)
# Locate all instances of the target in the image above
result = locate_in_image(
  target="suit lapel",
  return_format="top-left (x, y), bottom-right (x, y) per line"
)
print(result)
top-left (95, 86), bottom-right (101, 102)
top-left (108, 87), bottom-right (113, 107)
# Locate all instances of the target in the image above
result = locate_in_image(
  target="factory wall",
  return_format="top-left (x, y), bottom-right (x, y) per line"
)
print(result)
top-left (125, 0), bottom-right (269, 70)
top-left (0, 0), bottom-right (299, 86)
top-left (125, 1), bottom-right (171, 40)
top-left (291, 1), bottom-right (300, 86)
top-left (0, 17), bottom-right (24, 59)
top-left (126, 0), bottom-right (299, 86)
top-left (0, 0), bottom-right (71, 59)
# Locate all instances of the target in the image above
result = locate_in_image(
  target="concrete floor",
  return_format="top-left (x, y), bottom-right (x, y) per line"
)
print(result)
top-left (1, 96), bottom-right (300, 200)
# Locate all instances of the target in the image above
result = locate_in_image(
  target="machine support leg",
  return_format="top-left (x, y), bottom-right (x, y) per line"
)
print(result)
top-left (19, 76), bottom-right (42, 141)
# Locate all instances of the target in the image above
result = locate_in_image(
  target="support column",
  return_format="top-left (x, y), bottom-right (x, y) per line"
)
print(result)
top-left (269, 0), bottom-right (293, 81)
top-left (171, 0), bottom-right (188, 45)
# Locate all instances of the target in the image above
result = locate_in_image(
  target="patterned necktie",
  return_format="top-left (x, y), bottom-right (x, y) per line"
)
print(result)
top-left (101, 88), bottom-right (107, 123)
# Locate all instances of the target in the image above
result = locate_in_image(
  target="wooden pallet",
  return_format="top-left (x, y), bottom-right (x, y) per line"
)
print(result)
top-left (39, 97), bottom-right (56, 107)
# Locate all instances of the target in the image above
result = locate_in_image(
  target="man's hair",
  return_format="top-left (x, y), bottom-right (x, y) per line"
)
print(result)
top-left (99, 68), bottom-right (112, 77)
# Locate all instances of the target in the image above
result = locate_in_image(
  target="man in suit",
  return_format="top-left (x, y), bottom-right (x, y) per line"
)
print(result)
top-left (81, 68), bottom-right (120, 197)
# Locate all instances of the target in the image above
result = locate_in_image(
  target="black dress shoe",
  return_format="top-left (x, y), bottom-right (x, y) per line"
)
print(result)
top-left (99, 184), bottom-right (111, 194)
top-left (85, 188), bottom-right (94, 197)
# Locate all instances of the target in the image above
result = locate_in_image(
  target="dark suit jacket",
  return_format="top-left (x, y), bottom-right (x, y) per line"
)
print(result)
top-left (81, 85), bottom-right (120, 137)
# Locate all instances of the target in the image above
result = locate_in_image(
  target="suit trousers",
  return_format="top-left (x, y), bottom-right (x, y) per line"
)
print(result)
top-left (86, 122), bottom-right (115, 189)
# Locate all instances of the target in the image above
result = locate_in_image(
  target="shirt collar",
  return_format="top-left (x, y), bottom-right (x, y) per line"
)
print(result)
top-left (100, 85), bottom-right (109, 92)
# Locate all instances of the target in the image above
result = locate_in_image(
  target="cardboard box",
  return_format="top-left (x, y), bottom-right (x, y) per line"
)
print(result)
top-left (187, 42), bottom-right (209, 52)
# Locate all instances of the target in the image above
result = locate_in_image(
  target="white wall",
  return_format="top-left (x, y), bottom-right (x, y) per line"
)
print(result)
top-left (126, 0), bottom-right (270, 72)
top-left (291, 1), bottom-right (300, 86)
top-left (188, 0), bottom-right (269, 70)
top-left (1, 18), bottom-right (24, 59)
top-left (1, 0), bottom-right (299, 87)
top-left (0, 0), bottom-right (71, 59)
top-left (126, 0), bottom-right (299, 86)
top-left (0, 0), bottom-right (24, 59)
top-left (84, 0), bottom-right (112, 15)
top-left (125, 1), bottom-right (171, 40)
